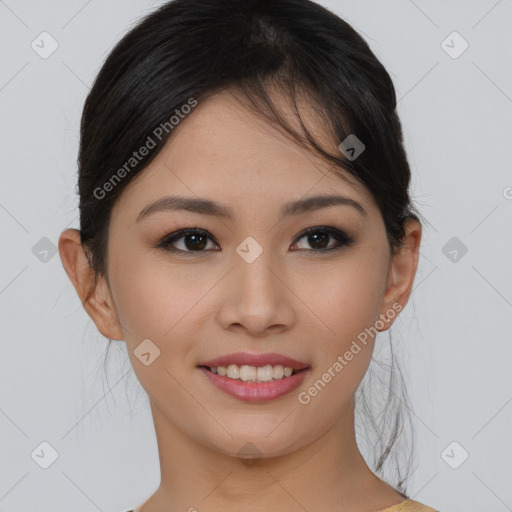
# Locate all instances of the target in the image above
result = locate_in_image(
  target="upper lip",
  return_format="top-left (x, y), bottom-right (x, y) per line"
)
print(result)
top-left (199, 352), bottom-right (309, 370)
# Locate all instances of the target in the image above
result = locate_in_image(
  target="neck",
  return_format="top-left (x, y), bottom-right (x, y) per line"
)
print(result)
top-left (139, 399), bottom-right (403, 512)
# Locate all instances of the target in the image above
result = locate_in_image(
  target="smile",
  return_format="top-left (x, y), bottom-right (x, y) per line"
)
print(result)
top-left (198, 365), bottom-right (310, 402)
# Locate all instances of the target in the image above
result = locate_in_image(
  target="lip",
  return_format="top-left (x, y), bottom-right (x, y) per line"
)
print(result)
top-left (198, 366), bottom-right (311, 402)
top-left (198, 351), bottom-right (309, 370)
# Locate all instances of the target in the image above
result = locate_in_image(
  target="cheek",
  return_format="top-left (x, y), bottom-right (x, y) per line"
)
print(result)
top-left (313, 250), bottom-right (389, 345)
top-left (302, 249), bottom-right (389, 397)
top-left (108, 255), bottom-right (212, 418)
top-left (108, 248), bottom-right (211, 341)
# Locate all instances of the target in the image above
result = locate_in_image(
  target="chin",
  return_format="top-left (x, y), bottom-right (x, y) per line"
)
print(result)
top-left (203, 422), bottom-right (309, 461)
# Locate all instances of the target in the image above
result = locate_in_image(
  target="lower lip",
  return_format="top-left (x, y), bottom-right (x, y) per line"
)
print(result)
top-left (198, 367), bottom-right (310, 402)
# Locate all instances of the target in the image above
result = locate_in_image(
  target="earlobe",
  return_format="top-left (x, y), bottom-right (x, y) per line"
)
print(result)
top-left (378, 219), bottom-right (422, 331)
top-left (58, 228), bottom-right (124, 341)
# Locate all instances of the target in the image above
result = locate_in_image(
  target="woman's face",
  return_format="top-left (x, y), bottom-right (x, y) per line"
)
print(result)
top-left (93, 89), bottom-right (412, 459)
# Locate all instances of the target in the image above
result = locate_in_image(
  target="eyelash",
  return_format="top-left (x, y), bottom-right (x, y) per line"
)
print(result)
top-left (156, 226), bottom-right (355, 255)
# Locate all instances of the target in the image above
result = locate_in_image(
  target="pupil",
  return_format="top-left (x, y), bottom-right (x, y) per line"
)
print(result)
top-left (309, 232), bottom-right (329, 249)
top-left (185, 234), bottom-right (207, 250)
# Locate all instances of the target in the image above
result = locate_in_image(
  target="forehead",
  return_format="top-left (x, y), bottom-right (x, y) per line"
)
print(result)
top-left (112, 89), bottom-right (377, 222)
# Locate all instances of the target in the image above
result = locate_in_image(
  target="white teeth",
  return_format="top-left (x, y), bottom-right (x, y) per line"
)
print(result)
top-left (209, 363), bottom-right (299, 382)
top-left (273, 365), bottom-right (284, 379)
top-left (239, 365), bottom-right (257, 382)
top-left (227, 364), bottom-right (240, 379)
top-left (256, 365), bottom-right (274, 382)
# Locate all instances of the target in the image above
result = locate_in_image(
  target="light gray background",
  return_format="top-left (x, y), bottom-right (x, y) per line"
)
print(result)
top-left (1, 1), bottom-right (511, 511)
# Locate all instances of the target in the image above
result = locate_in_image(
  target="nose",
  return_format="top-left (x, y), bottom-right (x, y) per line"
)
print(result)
top-left (215, 250), bottom-right (296, 337)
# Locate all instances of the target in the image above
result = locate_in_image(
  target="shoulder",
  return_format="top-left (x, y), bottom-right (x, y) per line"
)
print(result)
top-left (376, 498), bottom-right (439, 511)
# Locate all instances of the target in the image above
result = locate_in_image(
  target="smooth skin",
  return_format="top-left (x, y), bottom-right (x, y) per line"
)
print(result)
top-left (59, 88), bottom-right (421, 512)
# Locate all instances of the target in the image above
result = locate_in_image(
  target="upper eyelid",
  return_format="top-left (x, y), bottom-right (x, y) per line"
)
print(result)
top-left (162, 225), bottom-right (346, 239)
top-left (159, 226), bottom-right (352, 250)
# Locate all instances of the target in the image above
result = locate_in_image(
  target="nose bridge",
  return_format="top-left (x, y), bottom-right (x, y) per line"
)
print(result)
top-left (236, 241), bottom-right (282, 308)
top-left (235, 232), bottom-right (279, 288)
top-left (238, 250), bottom-right (278, 298)
top-left (216, 238), bottom-right (295, 334)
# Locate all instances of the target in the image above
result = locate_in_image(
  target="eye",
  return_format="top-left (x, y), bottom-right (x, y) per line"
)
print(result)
top-left (291, 226), bottom-right (355, 252)
top-left (156, 226), bottom-right (354, 255)
top-left (157, 228), bottom-right (219, 254)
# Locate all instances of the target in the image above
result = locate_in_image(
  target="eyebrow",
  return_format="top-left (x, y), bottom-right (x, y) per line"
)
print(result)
top-left (136, 193), bottom-right (367, 222)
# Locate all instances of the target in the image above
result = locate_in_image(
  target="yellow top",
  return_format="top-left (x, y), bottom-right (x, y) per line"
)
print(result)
top-left (128, 498), bottom-right (437, 512)
top-left (376, 499), bottom-right (438, 511)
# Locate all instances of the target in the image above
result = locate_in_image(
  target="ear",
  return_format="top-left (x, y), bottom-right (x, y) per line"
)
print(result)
top-left (58, 228), bottom-right (124, 341)
top-left (378, 218), bottom-right (422, 331)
